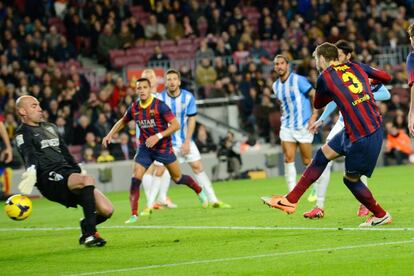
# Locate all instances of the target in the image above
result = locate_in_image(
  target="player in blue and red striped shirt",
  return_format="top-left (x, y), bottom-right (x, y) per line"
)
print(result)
top-left (103, 78), bottom-right (207, 223)
top-left (262, 42), bottom-right (393, 227)
top-left (406, 23), bottom-right (414, 136)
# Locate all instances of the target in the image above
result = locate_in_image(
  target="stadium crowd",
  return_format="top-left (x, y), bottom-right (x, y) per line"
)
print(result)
top-left (0, 0), bottom-right (413, 165)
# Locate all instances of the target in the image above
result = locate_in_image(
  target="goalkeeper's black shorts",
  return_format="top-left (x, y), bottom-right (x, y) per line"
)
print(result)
top-left (36, 166), bottom-right (82, 208)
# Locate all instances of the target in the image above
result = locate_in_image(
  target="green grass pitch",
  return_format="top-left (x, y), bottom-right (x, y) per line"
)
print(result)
top-left (1, 165), bottom-right (413, 275)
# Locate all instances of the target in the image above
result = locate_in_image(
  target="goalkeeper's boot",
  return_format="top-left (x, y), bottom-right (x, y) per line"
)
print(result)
top-left (357, 204), bottom-right (370, 217)
top-left (197, 190), bottom-right (208, 208)
top-left (211, 201), bottom-right (231, 208)
top-left (84, 232), bottom-right (106, 247)
top-left (359, 212), bottom-right (392, 227)
top-left (261, 195), bottom-right (297, 214)
top-left (303, 207), bottom-right (324, 219)
top-left (125, 215), bottom-right (138, 224)
top-left (79, 218), bottom-right (87, 245)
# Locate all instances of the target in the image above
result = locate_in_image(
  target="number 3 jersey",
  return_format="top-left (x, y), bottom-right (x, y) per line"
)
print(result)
top-left (15, 122), bottom-right (80, 176)
top-left (315, 62), bottom-right (392, 142)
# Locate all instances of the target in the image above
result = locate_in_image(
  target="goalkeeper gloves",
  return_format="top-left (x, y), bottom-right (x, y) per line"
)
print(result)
top-left (18, 165), bottom-right (37, 195)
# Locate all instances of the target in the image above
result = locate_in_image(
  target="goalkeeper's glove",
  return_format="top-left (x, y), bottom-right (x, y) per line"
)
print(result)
top-left (18, 165), bottom-right (37, 195)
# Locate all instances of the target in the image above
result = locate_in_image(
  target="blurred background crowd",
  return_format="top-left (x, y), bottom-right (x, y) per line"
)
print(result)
top-left (0, 0), bottom-right (413, 167)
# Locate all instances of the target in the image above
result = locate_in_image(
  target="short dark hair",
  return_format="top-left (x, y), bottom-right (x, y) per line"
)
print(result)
top-left (166, 69), bottom-right (181, 79)
top-left (136, 77), bottom-right (151, 87)
top-left (274, 54), bottom-right (289, 63)
top-left (408, 22), bottom-right (414, 37)
top-left (315, 42), bottom-right (339, 62)
top-left (335, 40), bottom-right (354, 55)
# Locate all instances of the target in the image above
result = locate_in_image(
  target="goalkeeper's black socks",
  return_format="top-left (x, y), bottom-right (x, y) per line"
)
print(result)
top-left (79, 185), bottom-right (97, 235)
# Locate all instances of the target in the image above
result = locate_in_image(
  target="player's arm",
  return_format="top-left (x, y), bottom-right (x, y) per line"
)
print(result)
top-left (182, 95), bottom-right (197, 154)
top-left (371, 84), bottom-right (391, 101)
top-left (145, 103), bottom-right (180, 148)
top-left (357, 62), bottom-right (392, 84)
top-left (103, 105), bottom-right (134, 148)
top-left (102, 117), bottom-right (127, 148)
top-left (306, 89), bottom-right (319, 128)
top-left (15, 130), bottom-right (38, 194)
top-left (314, 76), bottom-right (333, 109)
top-left (0, 121), bottom-right (12, 163)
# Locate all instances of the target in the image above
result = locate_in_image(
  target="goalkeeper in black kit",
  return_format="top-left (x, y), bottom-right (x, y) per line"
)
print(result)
top-left (15, 95), bottom-right (114, 247)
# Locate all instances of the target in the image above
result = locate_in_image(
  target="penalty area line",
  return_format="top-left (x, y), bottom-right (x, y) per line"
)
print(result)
top-left (0, 225), bottom-right (414, 232)
top-left (64, 239), bottom-right (414, 276)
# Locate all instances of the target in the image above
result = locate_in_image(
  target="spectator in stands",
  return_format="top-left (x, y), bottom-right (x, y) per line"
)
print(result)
top-left (72, 115), bottom-right (95, 145)
top-left (388, 94), bottom-right (408, 113)
top-left (207, 8), bottom-right (224, 36)
top-left (384, 124), bottom-right (414, 166)
top-left (109, 132), bottom-right (135, 161)
top-left (82, 132), bottom-right (102, 158)
top-left (195, 124), bottom-right (217, 154)
top-left (45, 25), bottom-right (62, 49)
top-left (82, 147), bottom-right (96, 163)
top-left (250, 39), bottom-right (270, 65)
top-left (54, 36), bottom-right (77, 62)
top-left (214, 38), bottom-right (232, 57)
top-left (214, 56), bottom-right (228, 79)
top-left (97, 149), bottom-right (115, 163)
top-left (128, 16), bottom-right (145, 41)
top-left (144, 14), bottom-right (166, 40)
top-left (166, 14), bottom-right (184, 40)
top-left (209, 79), bottom-right (227, 98)
top-left (55, 116), bottom-right (72, 144)
top-left (118, 23), bottom-right (134, 49)
top-left (182, 15), bottom-right (196, 38)
top-left (256, 94), bottom-right (274, 142)
top-left (195, 39), bottom-right (215, 61)
top-left (195, 58), bottom-right (217, 90)
top-left (97, 24), bottom-right (119, 66)
top-left (148, 45), bottom-right (170, 65)
top-left (94, 113), bottom-right (111, 142)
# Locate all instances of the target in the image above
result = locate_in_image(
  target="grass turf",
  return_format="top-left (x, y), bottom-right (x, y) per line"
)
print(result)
top-left (0, 165), bottom-right (413, 275)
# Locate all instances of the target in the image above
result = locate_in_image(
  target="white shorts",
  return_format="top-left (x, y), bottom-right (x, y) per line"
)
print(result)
top-left (173, 141), bottom-right (201, 164)
top-left (326, 119), bottom-right (345, 141)
top-left (280, 126), bottom-right (314, 144)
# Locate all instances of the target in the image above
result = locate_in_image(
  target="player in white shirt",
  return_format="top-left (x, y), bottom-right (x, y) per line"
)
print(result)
top-left (155, 69), bottom-right (231, 209)
top-left (272, 55), bottom-right (318, 192)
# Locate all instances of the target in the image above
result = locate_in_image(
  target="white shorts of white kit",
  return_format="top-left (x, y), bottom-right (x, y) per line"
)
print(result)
top-left (326, 119), bottom-right (345, 141)
top-left (280, 126), bottom-right (314, 144)
top-left (173, 141), bottom-right (201, 164)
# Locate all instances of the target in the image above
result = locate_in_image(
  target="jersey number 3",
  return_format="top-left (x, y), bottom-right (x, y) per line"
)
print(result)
top-left (342, 72), bottom-right (363, 94)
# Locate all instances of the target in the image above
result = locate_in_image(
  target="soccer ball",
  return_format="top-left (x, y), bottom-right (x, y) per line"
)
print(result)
top-left (4, 194), bottom-right (32, 221)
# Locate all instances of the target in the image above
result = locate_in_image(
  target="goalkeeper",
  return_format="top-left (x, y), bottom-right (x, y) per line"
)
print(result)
top-left (14, 95), bottom-right (113, 247)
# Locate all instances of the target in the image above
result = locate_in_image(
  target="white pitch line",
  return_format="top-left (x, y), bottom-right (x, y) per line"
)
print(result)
top-left (0, 225), bottom-right (414, 232)
top-left (64, 239), bottom-right (414, 276)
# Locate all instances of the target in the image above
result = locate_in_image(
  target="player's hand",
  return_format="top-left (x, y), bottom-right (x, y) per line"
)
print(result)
top-left (408, 111), bottom-right (414, 137)
top-left (18, 165), bottom-right (37, 195)
top-left (309, 120), bottom-right (323, 134)
top-left (145, 135), bottom-right (159, 148)
top-left (102, 135), bottom-right (112, 148)
top-left (0, 146), bottom-right (13, 163)
top-left (181, 142), bottom-right (190, 155)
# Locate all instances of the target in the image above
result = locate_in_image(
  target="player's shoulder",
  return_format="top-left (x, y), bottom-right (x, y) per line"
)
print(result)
top-left (181, 89), bottom-right (195, 98)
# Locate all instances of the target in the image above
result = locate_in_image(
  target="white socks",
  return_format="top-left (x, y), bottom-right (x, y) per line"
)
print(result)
top-left (195, 171), bottom-right (218, 203)
top-left (142, 173), bottom-right (153, 201)
top-left (361, 175), bottom-right (368, 187)
top-left (147, 176), bottom-right (161, 208)
top-left (157, 170), bottom-right (171, 203)
top-left (284, 162), bottom-right (297, 192)
top-left (315, 161), bottom-right (333, 209)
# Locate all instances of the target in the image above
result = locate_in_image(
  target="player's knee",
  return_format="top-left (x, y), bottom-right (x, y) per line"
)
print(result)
top-left (284, 155), bottom-right (295, 163)
top-left (82, 175), bottom-right (95, 186)
top-left (344, 174), bottom-right (360, 182)
top-left (102, 205), bottom-right (114, 218)
top-left (191, 163), bottom-right (203, 174)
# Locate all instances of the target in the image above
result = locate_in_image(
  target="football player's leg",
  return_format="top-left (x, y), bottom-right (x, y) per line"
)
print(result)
top-left (282, 141), bottom-right (297, 192)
